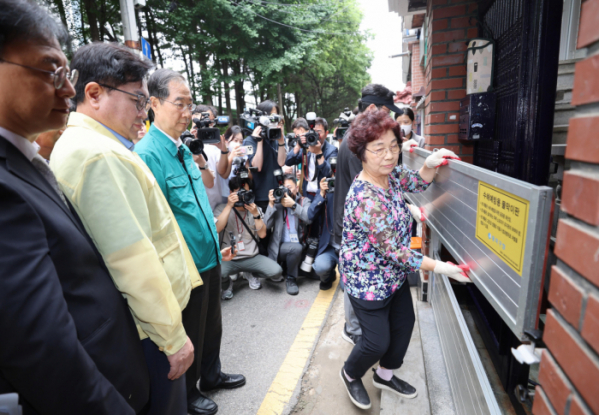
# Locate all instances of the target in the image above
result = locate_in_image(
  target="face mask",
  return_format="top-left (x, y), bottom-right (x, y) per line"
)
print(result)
top-left (401, 124), bottom-right (412, 136)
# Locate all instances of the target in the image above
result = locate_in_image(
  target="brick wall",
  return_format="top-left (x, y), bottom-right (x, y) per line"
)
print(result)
top-left (423, 0), bottom-right (479, 163)
top-left (411, 42), bottom-right (425, 100)
top-left (532, 1), bottom-right (599, 414)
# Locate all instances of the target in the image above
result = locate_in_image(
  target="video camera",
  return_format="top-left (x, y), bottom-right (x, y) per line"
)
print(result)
top-left (333, 107), bottom-right (354, 140)
top-left (235, 188), bottom-right (255, 207)
top-left (273, 168), bottom-right (290, 203)
top-left (325, 156), bottom-right (337, 194)
top-left (182, 112), bottom-right (230, 155)
top-left (240, 108), bottom-right (283, 142)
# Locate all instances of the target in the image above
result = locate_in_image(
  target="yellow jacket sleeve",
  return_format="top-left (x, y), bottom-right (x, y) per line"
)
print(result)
top-left (70, 153), bottom-right (188, 355)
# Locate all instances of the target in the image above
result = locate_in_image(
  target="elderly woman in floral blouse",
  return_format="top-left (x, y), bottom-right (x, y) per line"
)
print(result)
top-left (339, 109), bottom-right (469, 409)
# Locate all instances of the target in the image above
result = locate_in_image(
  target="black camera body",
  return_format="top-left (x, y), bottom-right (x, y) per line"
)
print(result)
top-left (181, 131), bottom-right (202, 155)
top-left (273, 168), bottom-right (290, 204)
top-left (286, 133), bottom-right (300, 149)
top-left (304, 112), bottom-right (320, 147)
top-left (333, 108), bottom-right (354, 140)
top-left (235, 189), bottom-right (255, 207)
top-left (182, 113), bottom-right (230, 155)
top-left (194, 112), bottom-right (229, 143)
top-left (325, 156), bottom-right (337, 194)
top-left (229, 231), bottom-right (237, 255)
top-left (240, 108), bottom-right (282, 142)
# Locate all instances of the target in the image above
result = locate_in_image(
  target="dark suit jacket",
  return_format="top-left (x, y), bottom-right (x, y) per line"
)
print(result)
top-left (285, 140), bottom-right (339, 199)
top-left (307, 191), bottom-right (335, 257)
top-left (0, 136), bottom-right (149, 414)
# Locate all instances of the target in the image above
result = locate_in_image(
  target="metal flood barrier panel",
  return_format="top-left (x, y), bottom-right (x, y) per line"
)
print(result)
top-left (431, 270), bottom-right (501, 415)
top-left (403, 147), bottom-right (552, 341)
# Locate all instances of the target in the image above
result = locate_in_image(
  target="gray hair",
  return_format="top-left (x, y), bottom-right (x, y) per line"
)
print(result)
top-left (148, 68), bottom-right (186, 100)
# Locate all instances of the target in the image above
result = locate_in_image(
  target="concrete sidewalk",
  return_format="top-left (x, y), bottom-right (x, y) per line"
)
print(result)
top-left (292, 287), bottom-right (433, 415)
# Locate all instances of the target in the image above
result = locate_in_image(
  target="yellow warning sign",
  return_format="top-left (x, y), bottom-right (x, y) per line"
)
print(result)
top-left (475, 182), bottom-right (529, 276)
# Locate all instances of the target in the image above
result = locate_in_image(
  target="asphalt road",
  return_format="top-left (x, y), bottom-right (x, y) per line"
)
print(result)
top-left (203, 274), bottom-right (325, 415)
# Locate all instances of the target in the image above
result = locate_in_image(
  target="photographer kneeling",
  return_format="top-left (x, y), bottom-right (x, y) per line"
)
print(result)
top-left (307, 176), bottom-right (337, 291)
top-left (264, 174), bottom-right (312, 295)
top-left (215, 176), bottom-right (283, 298)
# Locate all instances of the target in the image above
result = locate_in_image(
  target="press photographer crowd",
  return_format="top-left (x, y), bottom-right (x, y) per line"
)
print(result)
top-left (0, 0), bottom-right (473, 414)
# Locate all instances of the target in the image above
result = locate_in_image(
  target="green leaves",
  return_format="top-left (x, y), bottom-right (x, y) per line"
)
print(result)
top-left (48, 0), bottom-right (372, 123)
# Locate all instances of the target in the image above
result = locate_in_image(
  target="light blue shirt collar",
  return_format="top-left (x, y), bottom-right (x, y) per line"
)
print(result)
top-left (101, 124), bottom-right (134, 151)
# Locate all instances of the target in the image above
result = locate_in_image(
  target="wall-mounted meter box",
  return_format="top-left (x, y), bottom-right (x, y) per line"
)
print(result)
top-left (459, 92), bottom-right (496, 141)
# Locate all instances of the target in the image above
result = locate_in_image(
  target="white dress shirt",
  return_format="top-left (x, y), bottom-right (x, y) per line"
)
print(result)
top-left (154, 125), bottom-right (182, 148)
top-left (0, 126), bottom-right (40, 161)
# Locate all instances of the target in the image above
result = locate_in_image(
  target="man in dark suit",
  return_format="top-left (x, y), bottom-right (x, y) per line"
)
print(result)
top-left (0, 1), bottom-right (149, 413)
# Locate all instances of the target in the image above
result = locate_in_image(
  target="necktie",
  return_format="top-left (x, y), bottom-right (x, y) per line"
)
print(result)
top-left (30, 155), bottom-right (68, 206)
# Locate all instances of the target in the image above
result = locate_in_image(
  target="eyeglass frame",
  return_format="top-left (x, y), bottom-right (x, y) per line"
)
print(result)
top-left (365, 142), bottom-right (401, 158)
top-left (0, 58), bottom-right (78, 89)
top-left (160, 99), bottom-right (196, 113)
top-left (97, 83), bottom-right (151, 113)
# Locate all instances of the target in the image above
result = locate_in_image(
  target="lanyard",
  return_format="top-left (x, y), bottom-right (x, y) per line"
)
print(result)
top-left (234, 209), bottom-right (247, 235)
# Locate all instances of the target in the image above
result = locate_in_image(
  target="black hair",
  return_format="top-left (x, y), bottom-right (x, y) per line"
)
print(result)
top-left (148, 68), bottom-right (185, 101)
top-left (0, 0), bottom-right (68, 59)
top-left (224, 125), bottom-right (243, 141)
top-left (357, 83), bottom-right (395, 113)
top-left (315, 117), bottom-right (328, 131)
top-left (72, 42), bottom-right (154, 105)
top-left (257, 99), bottom-right (279, 116)
top-left (193, 104), bottom-right (218, 118)
top-left (229, 175), bottom-right (253, 192)
top-left (283, 174), bottom-right (297, 184)
top-left (398, 108), bottom-right (415, 122)
top-left (291, 118), bottom-right (309, 131)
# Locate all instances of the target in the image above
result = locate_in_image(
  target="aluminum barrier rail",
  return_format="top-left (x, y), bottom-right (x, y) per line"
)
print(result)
top-left (403, 147), bottom-right (553, 340)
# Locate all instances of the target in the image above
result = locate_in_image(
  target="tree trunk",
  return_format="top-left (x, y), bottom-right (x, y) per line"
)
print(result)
top-left (143, 9), bottom-right (157, 64)
top-left (52, 0), bottom-right (72, 56)
top-left (82, 0), bottom-right (100, 42)
top-left (148, 10), bottom-right (164, 67)
top-left (222, 61), bottom-right (233, 121)
top-left (186, 44), bottom-right (198, 102)
top-left (295, 91), bottom-right (301, 118)
top-left (277, 83), bottom-right (284, 119)
top-left (216, 60), bottom-right (224, 114)
top-left (198, 51), bottom-right (212, 105)
top-left (232, 60), bottom-right (245, 116)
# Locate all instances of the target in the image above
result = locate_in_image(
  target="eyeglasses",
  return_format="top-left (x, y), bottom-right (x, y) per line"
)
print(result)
top-left (365, 144), bottom-right (401, 158)
top-left (98, 83), bottom-right (150, 112)
top-left (162, 99), bottom-right (196, 113)
top-left (0, 59), bottom-right (78, 89)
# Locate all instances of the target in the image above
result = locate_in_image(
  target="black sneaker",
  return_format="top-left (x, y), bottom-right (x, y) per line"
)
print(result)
top-left (372, 368), bottom-right (417, 399)
top-left (286, 277), bottom-right (299, 295)
top-left (341, 325), bottom-right (358, 346)
top-left (319, 274), bottom-right (336, 290)
top-left (339, 368), bottom-right (371, 409)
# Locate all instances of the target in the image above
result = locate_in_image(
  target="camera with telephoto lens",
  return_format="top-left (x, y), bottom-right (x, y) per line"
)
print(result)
top-left (304, 112), bottom-right (320, 147)
top-left (272, 168), bottom-right (290, 203)
top-left (240, 108), bottom-right (282, 142)
top-left (300, 237), bottom-right (320, 272)
top-left (229, 231), bottom-right (237, 255)
top-left (325, 156), bottom-right (337, 193)
top-left (333, 107), bottom-right (354, 140)
top-left (180, 130), bottom-right (201, 155)
top-left (235, 189), bottom-right (255, 207)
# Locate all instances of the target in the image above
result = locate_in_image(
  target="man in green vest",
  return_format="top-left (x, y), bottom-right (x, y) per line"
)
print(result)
top-left (136, 69), bottom-right (245, 415)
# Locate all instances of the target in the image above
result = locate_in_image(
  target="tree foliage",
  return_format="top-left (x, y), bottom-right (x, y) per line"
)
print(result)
top-left (40, 0), bottom-right (373, 128)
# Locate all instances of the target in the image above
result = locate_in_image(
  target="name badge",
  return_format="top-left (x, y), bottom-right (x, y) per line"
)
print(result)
top-left (290, 233), bottom-right (299, 243)
top-left (237, 234), bottom-right (245, 251)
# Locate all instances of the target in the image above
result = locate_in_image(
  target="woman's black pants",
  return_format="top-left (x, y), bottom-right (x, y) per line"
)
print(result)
top-left (343, 282), bottom-right (415, 379)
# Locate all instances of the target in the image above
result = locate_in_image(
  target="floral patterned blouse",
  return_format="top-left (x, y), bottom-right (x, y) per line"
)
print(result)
top-left (339, 165), bottom-right (431, 301)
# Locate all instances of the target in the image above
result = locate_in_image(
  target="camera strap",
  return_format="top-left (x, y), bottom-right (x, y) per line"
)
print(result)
top-left (232, 208), bottom-right (262, 248)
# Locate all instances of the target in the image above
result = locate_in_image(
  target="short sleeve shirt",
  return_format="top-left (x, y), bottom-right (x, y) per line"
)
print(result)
top-left (243, 136), bottom-right (281, 202)
top-left (214, 204), bottom-right (262, 259)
